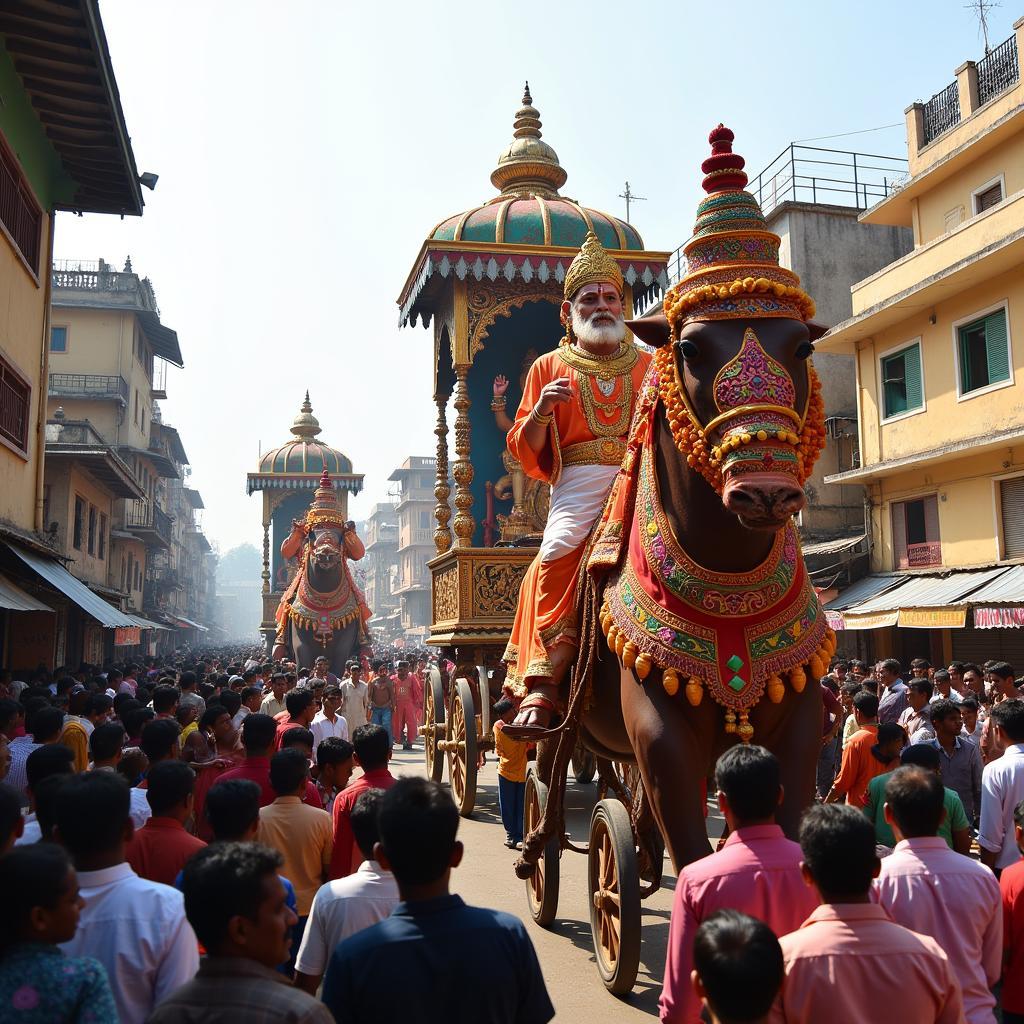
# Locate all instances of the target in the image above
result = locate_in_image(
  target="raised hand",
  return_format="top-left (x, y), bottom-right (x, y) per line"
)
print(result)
top-left (493, 374), bottom-right (510, 398)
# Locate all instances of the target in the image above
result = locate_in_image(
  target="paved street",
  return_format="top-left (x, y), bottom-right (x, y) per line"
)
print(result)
top-left (389, 743), bottom-right (725, 1022)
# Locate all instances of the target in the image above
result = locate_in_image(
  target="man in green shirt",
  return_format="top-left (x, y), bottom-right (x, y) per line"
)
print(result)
top-left (864, 743), bottom-right (971, 854)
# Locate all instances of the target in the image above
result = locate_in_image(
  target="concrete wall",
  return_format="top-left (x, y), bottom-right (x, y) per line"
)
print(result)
top-left (110, 535), bottom-right (146, 611)
top-left (45, 463), bottom-right (115, 588)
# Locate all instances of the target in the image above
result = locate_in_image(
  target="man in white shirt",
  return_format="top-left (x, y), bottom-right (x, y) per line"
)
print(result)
top-left (294, 788), bottom-right (398, 994)
top-left (56, 770), bottom-right (199, 1024)
top-left (898, 680), bottom-right (936, 745)
top-left (259, 673), bottom-right (288, 719)
top-left (339, 666), bottom-right (370, 740)
top-left (88, 721), bottom-right (153, 829)
top-left (311, 686), bottom-right (349, 757)
top-left (978, 699), bottom-right (1024, 871)
top-left (930, 668), bottom-right (963, 705)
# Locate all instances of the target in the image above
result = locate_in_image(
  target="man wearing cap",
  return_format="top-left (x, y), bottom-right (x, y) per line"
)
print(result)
top-left (503, 232), bottom-right (651, 737)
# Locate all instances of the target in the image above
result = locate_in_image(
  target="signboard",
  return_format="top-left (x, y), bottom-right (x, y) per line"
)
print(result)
top-left (974, 606), bottom-right (1024, 629)
top-left (825, 610), bottom-right (846, 631)
top-left (114, 626), bottom-right (141, 647)
top-left (840, 610), bottom-right (898, 630)
top-left (897, 607), bottom-right (967, 629)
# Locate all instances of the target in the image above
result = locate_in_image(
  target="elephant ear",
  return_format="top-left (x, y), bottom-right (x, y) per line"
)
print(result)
top-left (626, 313), bottom-right (671, 349)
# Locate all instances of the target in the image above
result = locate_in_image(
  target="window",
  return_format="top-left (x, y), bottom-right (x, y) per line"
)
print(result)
top-left (73, 497), bottom-right (85, 550)
top-left (87, 505), bottom-right (96, 556)
top-left (892, 495), bottom-right (941, 568)
top-left (973, 178), bottom-right (1003, 214)
top-left (957, 306), bottom-right (1010, 396)
top-left (50, 326), bottom-right (68, 353)
top-left (0, 354), bottom-right (31, 454)
top-left (880, 342), bottom-right (924, 420)
top-left (99, 513), bottom-right (107, 560)
top-left (0, 134), bottom-right (43, 273)
top-left (419, 509), bottom-right (431, 529)
top-left (1000, 477), bottom-right (1024, 559)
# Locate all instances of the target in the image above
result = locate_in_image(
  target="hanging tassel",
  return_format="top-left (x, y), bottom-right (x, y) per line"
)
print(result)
top-left (662, 668), bottom-right (680, 696)
top-left (685, 676), bottom-right (703, 707)
top-left (737, 711), bottom-right (754, 743)
top-left (635, 653), bottom-right (653, 680)
top-left (767, 675), bottom-right (784, 704)
top-left (789, 666), bottom-right (807, 693)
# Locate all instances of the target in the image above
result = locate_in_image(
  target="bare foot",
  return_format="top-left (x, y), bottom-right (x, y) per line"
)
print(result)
top-left (510, 681), bottom-right (561, 730)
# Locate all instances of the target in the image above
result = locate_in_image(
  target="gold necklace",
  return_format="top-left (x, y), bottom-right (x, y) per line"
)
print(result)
top-left (558, 342), bottom-right (638, 382)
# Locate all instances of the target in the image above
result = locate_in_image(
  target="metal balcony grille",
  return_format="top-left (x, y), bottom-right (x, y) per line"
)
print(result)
top-left (977, 34), bottom-right (1020, 106)
top-left (0, 357), bottom-right (30, 452)
top-left (922, 81), bottom-right (961, 145)
top-left (49, 374), bottom-right (128, 401)
top-left (0, 139), bottom-right (42, 272)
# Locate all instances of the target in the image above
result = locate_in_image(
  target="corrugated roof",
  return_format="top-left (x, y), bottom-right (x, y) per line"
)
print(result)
top-left (825, 574), bottom-right (907, 611)
top-left (0, 573), bottom-right (54, 613)
top-left (128, 613), bottom-right (170, 631)
top-left (853, 566), bottom-right (1011, 613)
top-left (964, 565), bottom-right (1024, 604)
top-left (803, 534), bottom-right (866, 557)
top-left (6, 543), bottom-right (137, 628)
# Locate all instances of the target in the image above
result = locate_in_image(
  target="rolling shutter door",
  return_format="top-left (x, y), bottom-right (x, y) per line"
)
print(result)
top-left (951, 627), bottom-right (1024, 668)
top-left (1001, 476), bottom-right (1024, 558)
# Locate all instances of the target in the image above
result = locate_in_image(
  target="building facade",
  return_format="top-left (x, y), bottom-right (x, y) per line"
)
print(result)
top-left (388, 457), bottom-right (435, 638)
top-left (364, 502), bottom-right (399, 637)
top-left (819, 18), bottom-right (1024, 667)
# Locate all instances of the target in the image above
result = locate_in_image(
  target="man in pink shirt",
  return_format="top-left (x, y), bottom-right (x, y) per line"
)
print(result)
top-left (874, 765), bottom-right (1001, 1024)
top-left (772, 804), bottom-right (963, 1024)
top-left (660, 745), bottom-right (818, 1024)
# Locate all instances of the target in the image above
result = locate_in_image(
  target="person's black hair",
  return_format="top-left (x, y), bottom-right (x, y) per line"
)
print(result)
top-left (124, 707), bottom-right (154, 738)
top-left (839, 681), bottom-right (863, 698)
top-left (0, 783), bottom-right (23, 849)
top-left (900, 743), bottom-right (941, 770)
top-left (378, 777), bottom-right (458, 886)
top-left (205, 779), bottom-right (261, 840)
top-left (269, 748), bottom-right (309, 795)
top-left (852, 690), bottom-right (879, 719)
top-left (876, 722), bottom-right (907, 748)
top-left (317, 736), bottom-right (354, 767)
top-left (0, 699), bottom-right (21, 733)
top-left (242, 668), bottom-right (257, 682)
top-left (932, 669), bottom-right (951, 684)
top-left (880, 658), bottom-right (901, 676)
top-left (885, 765), bottom-right (944, 838)
top-left (54, 771), bottom-right (130, 859)
top-left (323, 685), bottom-right (343, 699)
top-left (107, 668), bottom-right (123, 682)
top-left (181, 841), bottom-right (283, 953)
top-left (0, 843), bottom-right (73, 948)
top-left (151, 684), bottom-right (180, 715)
top-left (285, 689), bottom-right (314, 717)
top-left (86, 693), bottom-right (112, 716)
top-left (961, 696), bottom-right (980, 712)
top-left (139, 718), bottom-right (180, 761)
top-left (241, 685), bottom-right (262, 703)
top-left (351, 787), bottom-right (385, 861)
top-left (352, 723), bottom-right (390, 770)
top-left (146, 760), bottom-right (196, 816)
top-left (280, 726), bottom-right (314, 751)
top-left (990, 661), bottom-right (1015, 681)
top-left (948, 661), bottom-right (965, 673)
top-left (34, 774), bottom-right (70, 840)
top-left (88, 721), bottom-right (126, 763)
top-left (692, 909), bottom-right (784, 1023)
top-left (1014, 797), bottom-right (1024, 829)
top-left (200, 705), bottom-right (229, 731)
top-left (26, 744), bottom-right (74, 791)
top-left (714, 745), bottom-right (780, 823)
top-left (929, 698), bottom-right (961, 726)
top-left (179, 671), bottom-right (197, 690)
top-left (217, 690), bottom-right (241, 717)
top-left (908, 679), bottom-right (933, 699)
top-left (910, 658), bottom-right (931, 670)
top-left (990, 698), bottom-right (1024, 743)
top-left (799, 803), bottom-right (877, 898)
top-left (29, 706), bottom-right (64, 743)
top-left (241, 713), bottom-right (277, 754)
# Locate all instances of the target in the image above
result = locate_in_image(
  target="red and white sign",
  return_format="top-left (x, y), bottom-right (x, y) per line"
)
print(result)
top-left (974, 606), bottom-right (1024, 629)
top-left (114, 626), bottom-right (142, 647)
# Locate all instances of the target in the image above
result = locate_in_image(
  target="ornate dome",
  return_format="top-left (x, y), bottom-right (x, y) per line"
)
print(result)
top-left (430, 84), bottom-right (645, 252)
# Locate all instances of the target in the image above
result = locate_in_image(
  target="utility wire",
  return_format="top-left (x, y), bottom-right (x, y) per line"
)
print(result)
top-left (795, 123), bottom-right (903, 144)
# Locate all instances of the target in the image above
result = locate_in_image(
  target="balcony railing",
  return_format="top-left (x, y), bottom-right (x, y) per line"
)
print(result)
top-left (922, 81), bottom-right (961, 145)
top-left (49, 373), bottom-right (128, 403)
top-left (52, 262), bottom-right (160, 313)
top-left (977, 33), bottom-right (1020, 106)
top-left (124, 499), bottom-right (173, 546)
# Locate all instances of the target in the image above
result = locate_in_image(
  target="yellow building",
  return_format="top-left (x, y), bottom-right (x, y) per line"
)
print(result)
top-left (819, 17), bottom-right (1024, 666)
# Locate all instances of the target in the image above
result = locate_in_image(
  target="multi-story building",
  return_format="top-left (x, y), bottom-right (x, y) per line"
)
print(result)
top-left (388, 457), bottom-right (436, 638)
top-left (0, 6), bottom-right (147, 670)
top-left (818, 18), bottom-right (1024, 666)
top-left (364, 502), bottom-right (399, 637)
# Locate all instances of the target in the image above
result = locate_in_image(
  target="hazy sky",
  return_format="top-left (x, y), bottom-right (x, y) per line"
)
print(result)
top-left (52, 0), bottom-right (1017, 554)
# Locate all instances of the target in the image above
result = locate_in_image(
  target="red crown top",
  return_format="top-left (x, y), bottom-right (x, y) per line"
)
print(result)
top-left (318, 469), bottom-right (333, 488)
top-left (701, 124), bottom-right (748, 194)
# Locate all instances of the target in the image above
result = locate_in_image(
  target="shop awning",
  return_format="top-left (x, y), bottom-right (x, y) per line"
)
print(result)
top-left (0, 573), bottom-right (54, 613)
top-left (803, 534), bottom-right (867, 558)
top-left (128, 613), bottom-right (170, 631)
top-left (968, 566), bottom-right (1024, 627)
top-left (172, 616), bottom-right (209, 632)
top-left (6, 543), bottom-right (137, 628)
top-left (824, 574), bottom-right (907, 628)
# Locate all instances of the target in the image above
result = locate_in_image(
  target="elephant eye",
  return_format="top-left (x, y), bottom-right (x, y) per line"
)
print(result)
top-left (795, 340), bottom-right (814, 360)
top-left (678, 339), bottom-right (700, 362)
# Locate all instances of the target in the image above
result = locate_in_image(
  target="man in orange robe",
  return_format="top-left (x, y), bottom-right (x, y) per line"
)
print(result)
top-left (503, 232), bottom-right (650, 737)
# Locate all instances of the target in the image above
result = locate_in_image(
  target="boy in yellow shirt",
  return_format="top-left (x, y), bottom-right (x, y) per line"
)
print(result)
top-left (492, 698), bottom-right (529, 849)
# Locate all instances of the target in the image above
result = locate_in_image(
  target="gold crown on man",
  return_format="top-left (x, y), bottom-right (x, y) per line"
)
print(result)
top-left (563, 231), bottom-right (623, 302)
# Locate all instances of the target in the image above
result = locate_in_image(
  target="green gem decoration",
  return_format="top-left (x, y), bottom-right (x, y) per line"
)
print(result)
top-left (726, 653), bottom-right (744, 672)
top-left (728, 675), bottom-right (746, 692)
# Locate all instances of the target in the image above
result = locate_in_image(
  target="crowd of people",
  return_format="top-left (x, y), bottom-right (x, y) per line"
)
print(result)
top-left (1, 647), bottom-right (1023, 1023)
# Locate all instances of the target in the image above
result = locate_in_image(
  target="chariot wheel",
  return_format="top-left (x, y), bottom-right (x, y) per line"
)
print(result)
top-left (523, 772), bottom-right (560, 927)
top-left (588, 798), bottom-right (641, 995)
top-left (423, 672), bottom-right (445, 783)
top-left (446, 678), bottom-right (478, 817)
top-left (571, 742), bottom-right (596, 784)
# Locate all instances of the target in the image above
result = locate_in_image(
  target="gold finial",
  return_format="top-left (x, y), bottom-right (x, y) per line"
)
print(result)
top-left (290, 392), bottom-right (322, 439)
top-left (563, 231), bottom-right (624, 300)
top-left (490, 84), bottom-right (567, 198)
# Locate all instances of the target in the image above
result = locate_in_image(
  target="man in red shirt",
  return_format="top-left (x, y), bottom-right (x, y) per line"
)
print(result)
top-left (215, 713), bottom-right (322, 810)
top-left (275, 689), bottom-right (318, 751)
top-left (126, 760), bottom-right (205, 885)
top-left (329, 724), bottom-right (397, 878)
top-left (1002, 799), bottom-right (1024, 1023)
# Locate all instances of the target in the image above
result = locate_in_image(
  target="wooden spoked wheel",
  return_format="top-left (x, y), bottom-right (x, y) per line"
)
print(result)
top-left (423, 672), bottom-right (445, 783)
top-left (571, 741), bottom-right (596, 784)
top-left (446, 678), bottom-right (478, 817)
top-left (588, 799), bottom-right (641, 995)
top-left (523, 772), bottom-right (560, 927)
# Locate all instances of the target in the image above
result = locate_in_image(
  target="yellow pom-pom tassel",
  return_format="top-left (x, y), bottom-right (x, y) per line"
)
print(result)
top-left (685, 677), bottom-right (703, 707)
top-left (737, 712), bottom-right (754, 743)
top-left (809, 656), bottom-right (824, 680)
top-left (789, 666), bottom-right (807, 693)
top-left (606, 625), bottom-right (619, 649)
top-left (622, 641), bottom-right (638, 670)
top-left (615, 632), bottom-right (627, 660)
top-left (767, 675), bottom-right (784, 704)
top-left (724, 710), bottom-right (737, 734)
top-left (635, 653), bottom-right (653, 680)
top-left (662, 668), bottom-right (680, 697)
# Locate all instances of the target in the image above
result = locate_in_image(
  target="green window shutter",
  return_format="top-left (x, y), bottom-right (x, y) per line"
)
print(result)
top-left (984, 308), bottom-right (1010, 384)
top-left (903, 344), bottom-right (923, 410)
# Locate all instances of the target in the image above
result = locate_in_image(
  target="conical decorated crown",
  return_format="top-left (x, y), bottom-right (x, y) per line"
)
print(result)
top-left (563, 231), bottom-right (624, 300)
top-left (305, 469), bottom-right (348, 531)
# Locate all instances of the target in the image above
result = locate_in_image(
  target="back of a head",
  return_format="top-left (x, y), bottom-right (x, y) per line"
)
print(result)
top-left (217, 690), bottom-right (241, 717)
top-left (285, 688), bottom-right (314, 718)
top-left (181, 841), bottom-right (282, 953)
top-left (280, 727), bottom-right (314, 752)
top-left (205, 779), bottom-right (261, 840)
top-left (693, 909), bottom-right (784, 1024)
top-left (350, 788), bottom-right (385, 862)
top-left (26, 743), bottom-right (75, 791)
top-left (852, 690), bottom-right (879, 719)
top-left (0, 843), bottom-right (73, 946)
top-left (146, 760), bottom-right (195, 816)
top-left (179, 671), bottom-right (197, 691)
top-left (55, 771), bottom-right (130, 861)
top-left (241, 712), bottom-right (277, 754)
top-left (93, 721), bottom-right (127, 762)
top-left (799, 803), bottom-right (877, 900)
top-left (140, 717), bottom-right (180, 761)
top-left (714, 745), bottom-right (780, 824)
top-left (152, 684), bottom-right (180, 714)
top-left (352, 723), bottom-right (390, 770)
top-left (269, 748), bottom-right (308, 796)
top-left (877, 722), bottom-right (907, 748)
top-left (900, 743), bottom-right (941, 771)
top-left (30, 705), bottom-right (65, 743)
top-left (34, 774), bottom-right (70, 839)
top-left (991, 698), bottom-right (1024, 743)
top-left (378, 777), bottom-right (458, 886)
top-left (317, 736), bottom-right (353, 768)
top-left (884, 765), bottom-right (944, 838)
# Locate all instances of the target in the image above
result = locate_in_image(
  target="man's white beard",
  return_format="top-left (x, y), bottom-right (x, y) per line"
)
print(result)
top-left (572, 307), bottom-right (626, 347)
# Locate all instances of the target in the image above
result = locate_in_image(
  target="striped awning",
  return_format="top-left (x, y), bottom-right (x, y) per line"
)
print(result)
top-left (0, 573), bottom-right (54, 613)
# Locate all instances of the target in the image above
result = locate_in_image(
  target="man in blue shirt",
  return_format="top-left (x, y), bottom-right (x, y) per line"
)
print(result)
top-left (321, 777), bottom-right (554, 1024)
